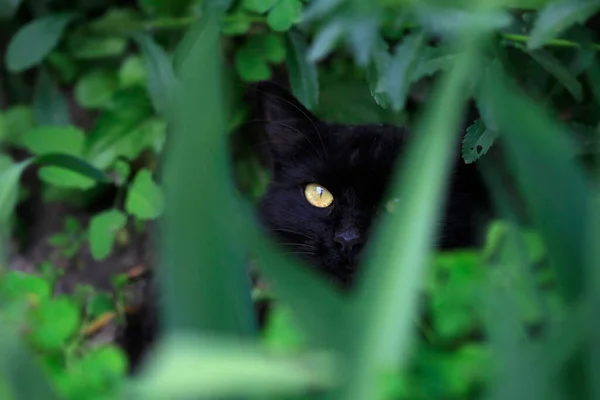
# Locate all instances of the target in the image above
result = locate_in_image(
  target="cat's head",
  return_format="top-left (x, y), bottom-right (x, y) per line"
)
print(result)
top-left (254, 81), bottom-right (408, 286)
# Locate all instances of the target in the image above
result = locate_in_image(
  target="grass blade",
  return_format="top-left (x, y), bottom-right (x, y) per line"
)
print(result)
top-left (158, 11), bottom-right (255, 335)
top-left (343, 30), bottom-right (486, 400)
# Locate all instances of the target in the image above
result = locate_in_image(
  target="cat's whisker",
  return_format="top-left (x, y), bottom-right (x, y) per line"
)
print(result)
top-left (279, 243), bottom-right (316, 249)
top-left (271, 228), bottom-right (316, 241)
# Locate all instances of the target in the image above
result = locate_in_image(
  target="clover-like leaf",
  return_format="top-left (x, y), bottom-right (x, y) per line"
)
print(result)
top-left (28, 296), bottom-right (80, 351)
top-left (89, 209), bottom-right (127, 260)
top-left (267, 0), bottom-right (302, 31)
top-left (125, 169), bottom-right (164, 220)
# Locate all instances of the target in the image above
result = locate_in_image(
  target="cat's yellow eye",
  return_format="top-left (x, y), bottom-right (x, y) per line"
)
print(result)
top-left (385, 198), bottom-right (400, 214)
top-left (304, 183), bottom-right (334, 208)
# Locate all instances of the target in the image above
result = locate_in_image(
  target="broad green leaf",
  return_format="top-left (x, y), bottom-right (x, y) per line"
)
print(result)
top-left (235, 45), bottom-right (271, 82)
top-left (0, 271), bottom-right (51, 302)
top-left (267, 0), bottom-right (302, 32)
top-left (88, 292), bottom-right (116, 317)
top-left (71, 36), bottom-right (127, 59)
top-left (242, 0), bottom-right (277, 13)
top-left (135, 34), bottom-right (177, 118)
top-left (119, 55), bottom-right (147, 88)
top-left (382, 31), bottom-right (426, 111)
top-left (286, 29), bottom-right (319, 110)
top-left (33, 69), bottom-right (70, 126)
top-left (264, 34), bottom-right (286, 63)
top-left (461, 119), bottom-right (498, 164)
top-left (28, 296), bottom-right (80, 351)
top-left (126, 333), bottom-right (337, 398)
top-left (5, 13), bottom-right (76, 72)
top-left (85, 88), bottom-right (152, 169)
top-left (35, 153), bottom-right (111, 184)
top-left (89, 209), bottom-right (127, 260)
top-left (0, 106), bottom-right (35, 145)
top-left (75, 70), bottom-right (119, 109)
top-left (21, 126), bottom-right (84, 156)
top-left (0, 159), bottom-right (31, 223)
top-left (125, 169), bottom-right (164, 220)
top-left (38, 167), bottom-right (96, 190)
top-left (528, 0), bottom-right (600, 49)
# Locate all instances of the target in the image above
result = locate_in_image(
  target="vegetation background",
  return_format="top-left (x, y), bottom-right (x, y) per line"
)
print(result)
top-left (1, 0), bottom-right (600, 399)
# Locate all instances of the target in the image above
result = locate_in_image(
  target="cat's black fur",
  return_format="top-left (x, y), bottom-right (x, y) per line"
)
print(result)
top-left (254, 81), bottom-right (490, 286)
top-left (117, 80), bottom-right (490, 370)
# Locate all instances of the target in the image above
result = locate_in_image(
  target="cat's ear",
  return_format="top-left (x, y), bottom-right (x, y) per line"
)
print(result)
top-left (253, 81), bottom-right (320, 156)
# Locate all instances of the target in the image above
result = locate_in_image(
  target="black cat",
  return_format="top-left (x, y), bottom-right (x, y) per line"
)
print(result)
top-left (117, 80), bottom-right (490, 369)
top-left (254, 81), bottom-right (490, 286)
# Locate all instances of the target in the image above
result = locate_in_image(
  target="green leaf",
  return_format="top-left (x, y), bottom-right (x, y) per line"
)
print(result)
top-left (5, 13), bottom-right (76, 72)
top-left (0, 106), bottom-right (35, 145)
top-left (267, 0), bottom-right (302, 31)
top-left (75, 70), bottom-right (119, 109)
top-left (286, 29), bottom-right (319, 110)
top-left (461, 119), bottom-right (498, 164)
top-left (119, 55), bottom-right (147, 88)
top-left (112, 160), bottom-right (131, 186)
top-left (367, 38), bottom-right (392, 109)
top-left (0, 271), bottom-right (52, 302)
top-left (307, 19), bottom-right (344, 62)
top-left (88, 292), bottom-right (116, 318)
top-left (382, 31), bottom-right (426, 111)
top-left (242, 0), bottom-right (278, 13)
top-left (344, 30), bottom-right (487, 399)
top-left (125, 169), bottom-right (164, 220)
top-left (38, 167), bottom-right (96, 190)
top-left (21, 126), bottom-right (84, 156)
top-left (126, 333), bottom-right (336, 398)
top-left (35, 153), bottom-right (111, 184)
top-left (28, 297), bottom-right (80, 351)
top-left (528, 0), bottom-right (600, 49)
top-left (263, 305), bottom-right (306, 352)
top-left (71, 37), bottom-right (127, 59)
top-left (264, 34), bottom-right (286, 63)
top-left (0, 159), bottom-right (31, 223)
top-left (85, 93), bottom-right (153, 170)
top-left (135, 34), bottom-right (177, 118)
top-left (33, 69), bottom-right (70, 126)
top-left (89, 209), bottom-right (127, 260)
top-left (235, 45), bottom-right (271, 82)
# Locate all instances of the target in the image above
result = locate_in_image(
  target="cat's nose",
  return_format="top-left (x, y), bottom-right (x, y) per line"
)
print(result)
top-left (334, 229), bottom-right (363, 254)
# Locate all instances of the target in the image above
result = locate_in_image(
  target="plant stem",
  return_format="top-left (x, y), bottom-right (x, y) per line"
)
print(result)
top-left (502, 33), bottom-right (600, 52)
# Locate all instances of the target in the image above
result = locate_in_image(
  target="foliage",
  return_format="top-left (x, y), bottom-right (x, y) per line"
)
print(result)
top-left (0, 0), bottom-right (599, 399)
